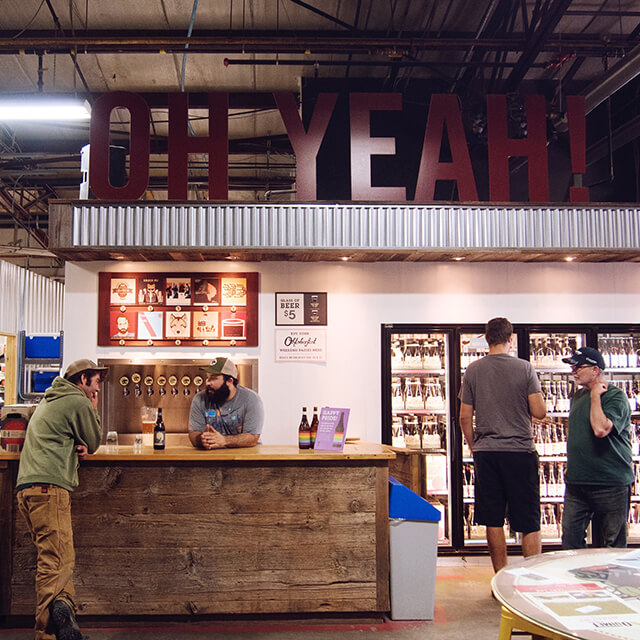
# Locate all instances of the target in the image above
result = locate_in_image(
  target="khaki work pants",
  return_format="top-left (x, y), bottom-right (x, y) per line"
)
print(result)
top-left (17, 485), bottom-right (77, 640)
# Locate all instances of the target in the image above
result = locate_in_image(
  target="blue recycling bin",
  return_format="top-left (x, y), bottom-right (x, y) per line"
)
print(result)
top-left (388, 476), bottom-right (441, 620)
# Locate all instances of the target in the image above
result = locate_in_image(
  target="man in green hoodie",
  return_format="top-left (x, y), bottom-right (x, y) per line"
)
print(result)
top-left (16, 359), bottom-right (107, 640)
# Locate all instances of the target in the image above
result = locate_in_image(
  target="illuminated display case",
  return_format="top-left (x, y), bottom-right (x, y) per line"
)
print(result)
top-left (382, 323), bottom-right (640, 552)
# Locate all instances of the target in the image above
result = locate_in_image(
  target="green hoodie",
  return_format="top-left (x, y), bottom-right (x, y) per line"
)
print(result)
top-left (17, 376), bottom-right (102, 491)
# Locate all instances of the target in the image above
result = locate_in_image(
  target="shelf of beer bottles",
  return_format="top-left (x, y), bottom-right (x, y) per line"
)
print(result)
top-left (391, 369), bottom-right (446, 376)
top-left (464, 496), bottom-right (568, 504)
top-left (464, 538), bottom-right (519, 545)
top-left (392, 409), bottom-right (447, 415)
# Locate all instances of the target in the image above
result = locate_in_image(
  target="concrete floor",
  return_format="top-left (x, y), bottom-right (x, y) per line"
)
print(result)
top-left (1, 556), bottom-right (507, 639)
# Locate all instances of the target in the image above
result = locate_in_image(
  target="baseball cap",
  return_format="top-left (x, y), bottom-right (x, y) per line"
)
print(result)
top-left (561, 347), bottom-right (606, 370)
top-left (201, 357), bottom-right (238, 379)
top-left (64, 359), bottom-right (109, 379)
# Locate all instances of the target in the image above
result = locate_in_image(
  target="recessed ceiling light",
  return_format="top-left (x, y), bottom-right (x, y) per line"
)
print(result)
top-left (564, 256), bottom-right (576, 262)
top-left (453, 256), bottom-right (464, 261)
top-left (341, 256), bottom-right (350, 261)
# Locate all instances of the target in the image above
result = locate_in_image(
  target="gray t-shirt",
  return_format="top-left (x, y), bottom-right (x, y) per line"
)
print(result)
top-left (189, 385), bottom-right (264, 436)
top-left (459, 353), bottom-right (541, 452)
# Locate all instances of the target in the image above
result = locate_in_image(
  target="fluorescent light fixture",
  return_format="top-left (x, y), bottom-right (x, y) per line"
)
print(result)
top-left (0, 97), bottom-right (91, 121)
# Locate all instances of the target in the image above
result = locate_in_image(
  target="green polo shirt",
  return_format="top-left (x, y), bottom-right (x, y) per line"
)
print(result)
top-left (566, 384), bottom-right (633, 487)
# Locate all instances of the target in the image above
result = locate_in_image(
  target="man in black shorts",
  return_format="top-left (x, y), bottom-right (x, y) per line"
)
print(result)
top-left (459, 317), bottom-right (546, 572)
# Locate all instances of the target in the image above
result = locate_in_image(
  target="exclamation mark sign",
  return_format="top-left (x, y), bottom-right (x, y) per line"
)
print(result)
top-left (566, 96), bottom-right (589, 202)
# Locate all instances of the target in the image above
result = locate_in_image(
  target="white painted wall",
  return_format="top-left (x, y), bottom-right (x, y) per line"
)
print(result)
top-left (63, 260), bottom-right (640, 445)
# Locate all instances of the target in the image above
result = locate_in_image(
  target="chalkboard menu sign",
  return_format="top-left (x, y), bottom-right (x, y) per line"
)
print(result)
top-left (98, 272), bottom-right (259, 347)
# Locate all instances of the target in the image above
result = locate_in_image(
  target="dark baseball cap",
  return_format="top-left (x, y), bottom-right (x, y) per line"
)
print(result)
top-left (561, 347), bottom-right (606, 370)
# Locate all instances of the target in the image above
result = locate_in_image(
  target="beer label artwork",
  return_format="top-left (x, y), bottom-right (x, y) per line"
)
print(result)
top-left (99, 272), bottom-right (258, 347)
top-left (314, 408), bottom-right (350, 451)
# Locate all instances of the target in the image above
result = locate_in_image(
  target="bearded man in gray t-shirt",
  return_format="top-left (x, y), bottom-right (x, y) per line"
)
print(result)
top-left (188, 357), bottom-right (264, 450)
top-left (459, 317), bottom-right (546, 573)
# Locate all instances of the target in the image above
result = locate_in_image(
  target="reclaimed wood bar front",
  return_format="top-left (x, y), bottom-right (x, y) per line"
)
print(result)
top-left (0, 443), bottom-right (393, 618)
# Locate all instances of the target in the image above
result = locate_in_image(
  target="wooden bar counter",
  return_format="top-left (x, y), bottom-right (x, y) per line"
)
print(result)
top-left (0, 443), bottom-right (394, 618)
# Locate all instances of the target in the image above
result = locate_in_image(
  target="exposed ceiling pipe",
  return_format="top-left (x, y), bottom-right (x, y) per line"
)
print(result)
top-left (222, 57), bottom-right (543, 69)
top-left (0, 32), bottom-right (634, 55)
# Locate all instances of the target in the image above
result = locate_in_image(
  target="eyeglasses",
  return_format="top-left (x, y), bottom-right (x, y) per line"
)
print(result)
top-left (571, 364), bottom-right (592, 373)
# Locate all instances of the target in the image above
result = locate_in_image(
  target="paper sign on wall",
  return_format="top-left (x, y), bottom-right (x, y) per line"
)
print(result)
top-left (275, 292), bottom-right (327, 326)
top-left (275, 328), bottom-right (326, 362)
top-left (314, 408), bottom-right (350, 451)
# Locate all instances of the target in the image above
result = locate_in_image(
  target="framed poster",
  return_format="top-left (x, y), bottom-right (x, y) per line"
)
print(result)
top-left (98, 272), bottom-right (259, 347)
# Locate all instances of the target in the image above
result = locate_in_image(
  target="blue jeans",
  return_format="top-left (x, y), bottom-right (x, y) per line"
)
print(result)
top-left (562, 484), bottom-right (631, 549)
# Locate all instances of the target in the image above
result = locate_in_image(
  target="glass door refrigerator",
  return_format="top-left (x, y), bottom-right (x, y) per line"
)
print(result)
top-left (522, 326), bottom-right (589, 547)
top-left (595, 327), bottom-right (640, 545)
top-left (382, 324), bottom-right (454, 548)
top-left (458, 328), bottom-right (520, 548)
top-left (382, 323), bottom-right (640, 553)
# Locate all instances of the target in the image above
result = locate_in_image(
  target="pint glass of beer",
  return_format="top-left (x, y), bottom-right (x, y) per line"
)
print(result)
top-left (140, 407), bottom-right (157, 435)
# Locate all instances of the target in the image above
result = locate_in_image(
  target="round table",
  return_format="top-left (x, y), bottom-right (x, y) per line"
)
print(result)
top-left (491, 549), bottom-right (640, 640)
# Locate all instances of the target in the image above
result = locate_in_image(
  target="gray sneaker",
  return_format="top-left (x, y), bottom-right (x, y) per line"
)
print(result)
top-left (49, 599), bottom-right (84, 640)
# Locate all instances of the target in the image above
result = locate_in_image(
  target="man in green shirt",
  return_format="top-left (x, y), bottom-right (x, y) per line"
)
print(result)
top-left (561, 347), bottom-right (633, 549)
top-left (16, 359), bottom-right (107, 640)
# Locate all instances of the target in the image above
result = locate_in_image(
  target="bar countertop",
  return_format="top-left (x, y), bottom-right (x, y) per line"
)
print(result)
top-left (0, 442), bottom-right (395, 462)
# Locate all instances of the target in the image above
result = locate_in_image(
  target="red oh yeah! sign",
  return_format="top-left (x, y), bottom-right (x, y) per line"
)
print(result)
top-left (89, 92), bottom-right (588, 204)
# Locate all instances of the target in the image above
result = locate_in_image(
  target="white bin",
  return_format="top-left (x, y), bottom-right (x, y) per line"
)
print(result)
top-left (388, 476), bottom-right (441, 620)
top-left (389, 518), bottom-right (439, 620)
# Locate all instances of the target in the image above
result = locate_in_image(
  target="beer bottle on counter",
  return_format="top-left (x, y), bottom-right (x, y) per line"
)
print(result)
top-left (154, 407), bottom-right (166, 450)
top-left (310, 407), bottom-right (319, 448)
top-left (298, 407), bottom-right (311, 450)
top-left (332, 411), bottom-right (345, 448)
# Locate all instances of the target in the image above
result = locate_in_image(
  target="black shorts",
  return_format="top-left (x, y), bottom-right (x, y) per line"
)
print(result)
top-left (473, 450), bottom-right (540, 534)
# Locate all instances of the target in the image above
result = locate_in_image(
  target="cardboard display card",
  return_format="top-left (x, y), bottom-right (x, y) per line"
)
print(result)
top-left (165, 311), bottom-right (191, 338)
top-left (314, 407), bottom-right (350, 451)
top-left (137, 311), bottom-right (163, 340)
top-left (165, 278), bottom-right (192, 305)
top-left (110, 278), bottom-right (136, 305)
top-left (193, 277), bottom-right (220, 305)
top-left (110, 311), bottom-right (137, 339)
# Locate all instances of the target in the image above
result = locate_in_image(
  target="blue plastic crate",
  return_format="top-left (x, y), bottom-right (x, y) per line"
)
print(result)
top-left (25, 336), bottom-right (61, 359)
top-left (32, 370), bottom-right (58, 392)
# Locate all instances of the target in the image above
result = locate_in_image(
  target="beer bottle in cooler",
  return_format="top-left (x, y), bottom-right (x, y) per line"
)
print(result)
top-left (310, 407), bottom-right (319, 447)
top-left (298, 407), bottom-right (311, 450)
top-left (153, 407), bottom-right (166, 450)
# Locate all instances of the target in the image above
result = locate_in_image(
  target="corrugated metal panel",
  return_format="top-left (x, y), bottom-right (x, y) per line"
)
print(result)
top-left (0, 261), bottom-right (64, 334)
top-left (70, 203), bottom-right (640, 252)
